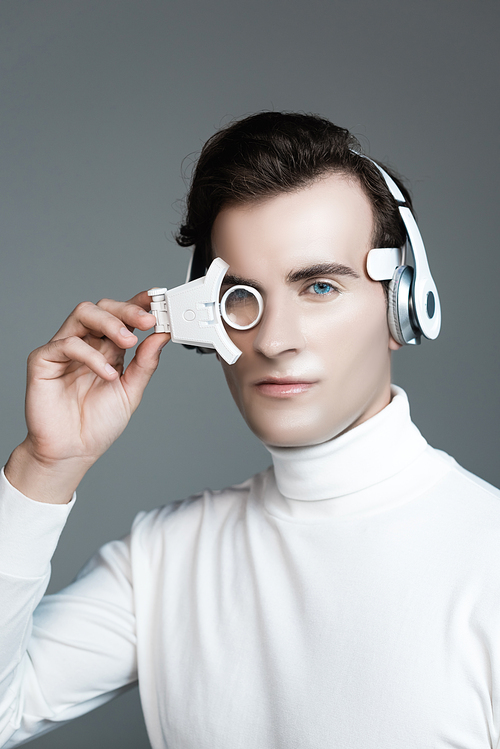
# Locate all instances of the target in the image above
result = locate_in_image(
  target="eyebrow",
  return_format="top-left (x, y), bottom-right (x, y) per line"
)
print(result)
top-left (286, 262), bottom-right (360, 283)
top-left (222, 274), bottom-right (263, 291)
top-left (222, 262), bottom-right (360, 290)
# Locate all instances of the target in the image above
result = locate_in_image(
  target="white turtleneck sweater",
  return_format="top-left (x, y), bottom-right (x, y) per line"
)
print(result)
top-left (1, 388), bottom-right (500, 748)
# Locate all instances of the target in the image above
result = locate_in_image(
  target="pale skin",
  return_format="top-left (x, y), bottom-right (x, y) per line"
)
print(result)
top-left (4, 173), bottom-right (399, 505)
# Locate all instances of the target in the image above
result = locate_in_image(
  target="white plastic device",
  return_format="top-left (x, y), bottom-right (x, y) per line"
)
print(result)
top-left (148, 258), bottom-right (264, 365)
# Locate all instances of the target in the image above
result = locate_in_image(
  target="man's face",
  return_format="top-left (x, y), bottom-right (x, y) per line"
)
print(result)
top-left (212, 173), bottom-right (400, 448)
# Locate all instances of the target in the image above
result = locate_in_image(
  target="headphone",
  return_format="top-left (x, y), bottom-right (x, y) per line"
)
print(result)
top-left (363, 157), bottom-right (441, 345)
top-left (186, 156), bottom-right (441, 349)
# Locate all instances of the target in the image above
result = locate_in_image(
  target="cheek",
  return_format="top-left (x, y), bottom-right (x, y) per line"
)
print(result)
top-left (316, 290), bottom-right (391, 375)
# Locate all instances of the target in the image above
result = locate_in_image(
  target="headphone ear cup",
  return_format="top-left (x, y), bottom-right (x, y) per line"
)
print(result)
top-left (388, 265), bottom-right (419, 345)
top-left (387, 271), bottom-right (405, 346)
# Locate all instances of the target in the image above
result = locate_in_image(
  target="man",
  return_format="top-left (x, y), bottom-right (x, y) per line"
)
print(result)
top-left (1, 112), bottom-right (499, 748)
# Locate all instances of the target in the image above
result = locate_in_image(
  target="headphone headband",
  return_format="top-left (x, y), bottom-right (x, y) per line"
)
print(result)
top-left (361, 156), bottom-right (441, 343)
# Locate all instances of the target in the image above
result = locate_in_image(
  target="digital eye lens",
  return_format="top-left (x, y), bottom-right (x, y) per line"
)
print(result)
top-left (220, 285), bottom-right (264, 330)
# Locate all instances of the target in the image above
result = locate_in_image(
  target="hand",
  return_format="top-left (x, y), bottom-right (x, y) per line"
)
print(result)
top-left (5, 293), bottom-right (170, 503)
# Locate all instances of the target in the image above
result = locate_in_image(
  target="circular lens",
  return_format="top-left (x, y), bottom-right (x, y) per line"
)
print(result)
top-left (220, 285), bottom-right (264, 330)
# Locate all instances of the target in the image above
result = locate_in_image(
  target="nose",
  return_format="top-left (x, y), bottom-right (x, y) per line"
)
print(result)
top-left (252, 298), bottom-right (305, 359)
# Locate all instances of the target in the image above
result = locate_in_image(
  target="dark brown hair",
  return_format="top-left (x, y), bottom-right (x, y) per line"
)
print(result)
top-left (176, 111), bottom-right (413, 281)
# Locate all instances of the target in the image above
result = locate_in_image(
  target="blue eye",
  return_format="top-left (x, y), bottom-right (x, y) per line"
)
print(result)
top-left (312, 282), bottom-right (334, 295)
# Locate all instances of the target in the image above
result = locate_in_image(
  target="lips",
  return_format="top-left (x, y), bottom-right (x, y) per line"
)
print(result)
top-left (254, 377), bottom-right (317, 398)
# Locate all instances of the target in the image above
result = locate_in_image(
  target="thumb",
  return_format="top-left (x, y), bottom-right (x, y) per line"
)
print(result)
top-left (121, 332), bottom-right (170, 412)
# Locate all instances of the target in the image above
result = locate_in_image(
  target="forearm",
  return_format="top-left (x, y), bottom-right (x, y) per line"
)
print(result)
top-left (5, 442), bottom-right (91, 505)
top-left (0, 469), bottom-right (74, 744)
top-left (0, 472), bottom-right (137, 747)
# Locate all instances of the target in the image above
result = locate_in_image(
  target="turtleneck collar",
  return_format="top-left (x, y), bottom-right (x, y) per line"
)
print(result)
top-left (265, 386), bottom-right (428, 502)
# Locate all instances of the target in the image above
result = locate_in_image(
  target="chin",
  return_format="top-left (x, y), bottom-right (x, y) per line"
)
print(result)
top-left (245, 415), bottom-right (343, 448)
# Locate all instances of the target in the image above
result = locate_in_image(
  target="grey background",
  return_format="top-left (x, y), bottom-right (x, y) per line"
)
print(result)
top-left (1, 1), bottom-right (499, 746)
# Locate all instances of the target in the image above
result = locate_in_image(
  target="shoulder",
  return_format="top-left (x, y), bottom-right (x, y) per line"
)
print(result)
top-left (421, 446), bottom-right (500, 556)
top-left (428, 446), bottom-right (500, 507)
top-left (128, 467), bottom-right (271, 553)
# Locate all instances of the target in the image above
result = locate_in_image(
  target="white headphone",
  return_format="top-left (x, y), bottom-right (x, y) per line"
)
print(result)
top-left (363, 158), bottom-right (441, 345)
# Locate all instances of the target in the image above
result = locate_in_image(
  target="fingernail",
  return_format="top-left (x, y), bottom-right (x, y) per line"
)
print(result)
top-left (158, 341), bottom-right (168, 352)
top-left (121, 327), bottom-right (136, 338)
top-left (138, 310), bottom-right (153, 317)
top-left (105, 363), bottom-right (117, 376)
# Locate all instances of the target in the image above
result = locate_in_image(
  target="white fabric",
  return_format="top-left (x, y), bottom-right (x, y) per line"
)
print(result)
top-left (2, 388), bottom-right (500, 748)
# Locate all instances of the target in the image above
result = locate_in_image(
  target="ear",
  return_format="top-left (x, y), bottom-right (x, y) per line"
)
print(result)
top-left (389, 335), bottom-right (402, 351)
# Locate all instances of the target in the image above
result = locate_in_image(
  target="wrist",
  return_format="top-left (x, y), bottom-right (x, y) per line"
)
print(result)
top-left (4, 441), bottom-right (93, 504)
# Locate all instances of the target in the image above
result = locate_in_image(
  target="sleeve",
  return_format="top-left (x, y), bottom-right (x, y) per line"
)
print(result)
top-left (0, 469), bottom-right (138, 748)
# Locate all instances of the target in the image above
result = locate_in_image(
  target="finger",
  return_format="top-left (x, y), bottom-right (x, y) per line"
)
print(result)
top-left (51, 301), bottom-right (155, 347)
top-left (125, 289), bottom-right (158, 310)
top-left (84, 333), bottom-right (124, 360)
top-left (86, 338), bottom-right (126, 374)
top-left (120, 332), bottom-right (170, 412)
top-left (97, 296), bottom-right (157, 330)
top-left (29, 336), bottom-right (121, 382)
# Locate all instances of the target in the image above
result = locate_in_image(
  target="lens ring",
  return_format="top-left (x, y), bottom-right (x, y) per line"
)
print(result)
top-left (220, 285), bottom-right (264, 330)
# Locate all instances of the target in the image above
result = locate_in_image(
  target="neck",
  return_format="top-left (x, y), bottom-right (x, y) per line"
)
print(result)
top-left (265, 386), bottom-right (428, 502)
